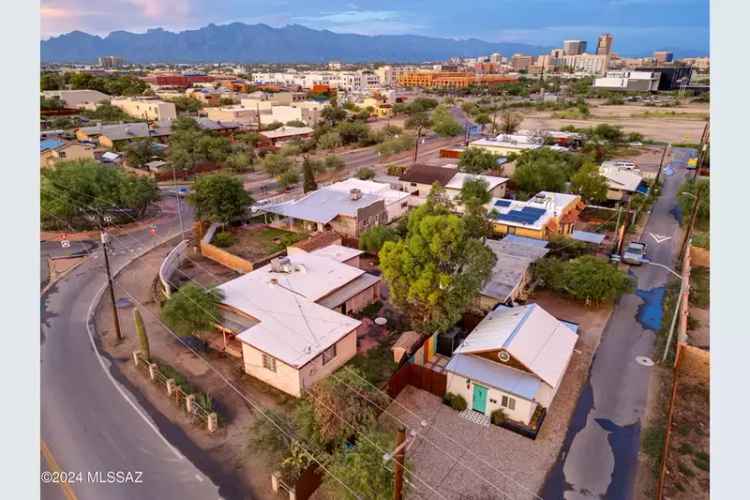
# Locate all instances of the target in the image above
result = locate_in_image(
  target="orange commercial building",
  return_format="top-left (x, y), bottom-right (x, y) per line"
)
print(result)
top-left (397, 71), bottom-right (518, 89)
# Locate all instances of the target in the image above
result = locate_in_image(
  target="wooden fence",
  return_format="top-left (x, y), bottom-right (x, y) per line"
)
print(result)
top-left (387, 362), bottom-right (447, 400)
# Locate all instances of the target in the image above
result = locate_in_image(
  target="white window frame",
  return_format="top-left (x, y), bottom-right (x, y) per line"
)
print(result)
top-left (262, 353), bottom-right (277, 372)
top-left (322, 344), bottom-right (337, 365)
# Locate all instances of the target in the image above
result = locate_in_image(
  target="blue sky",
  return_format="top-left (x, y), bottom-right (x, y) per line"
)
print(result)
top-left (41, 0), bottom-right (709, 56)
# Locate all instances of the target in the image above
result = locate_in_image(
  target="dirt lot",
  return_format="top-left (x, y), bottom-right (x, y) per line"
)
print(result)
top-left (661, 347), bottom-right (710, 499)
top-left (520, 102), bottom-right (709, 144)
top-left (95, 238), bottom-right (294, 500)
top-left (383, 293), bottom-right (612, 500)
top-left (218, 225), bottom-right (307, 262)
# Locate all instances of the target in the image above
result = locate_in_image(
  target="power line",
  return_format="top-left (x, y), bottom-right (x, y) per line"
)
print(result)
top-left (41, 213), bottom-right (366, 500)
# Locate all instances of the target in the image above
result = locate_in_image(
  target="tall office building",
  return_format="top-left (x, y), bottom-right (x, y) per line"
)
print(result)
top-left (489, 52), bottom-right (502, 64)
top-left (563, 40), bottom-right (587, 56)
top-left (98, 56), bottom-right (124, 68)
top-left (596, 33), bottom-right (614, 55)
top-left (654, 51), bottom-right (674, 63)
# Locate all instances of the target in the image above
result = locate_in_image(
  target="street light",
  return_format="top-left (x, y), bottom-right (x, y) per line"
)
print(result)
top-left (643, 259), bottom-right (687, 364)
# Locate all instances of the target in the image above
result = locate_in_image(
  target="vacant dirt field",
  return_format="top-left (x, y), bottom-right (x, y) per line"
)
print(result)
top-left (520, 102), bottom-right (709, 144)
top-left (219, 225), bottom-right (306, 262)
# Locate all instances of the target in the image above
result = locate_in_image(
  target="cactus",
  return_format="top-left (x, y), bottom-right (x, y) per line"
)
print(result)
top-left (133, 308), bottom-right (150, 361)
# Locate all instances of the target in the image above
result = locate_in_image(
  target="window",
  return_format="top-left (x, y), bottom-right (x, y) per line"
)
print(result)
top-left (262, 353), bottom-right (276, 372)
top-left (58, 151), bottom-right (66, 158)
top-left (401, 202), bottom-right (408, 209)
top-left (501, 395), bottom-right (516, 411)
top-left (322, 344), bottom-right (337, 365)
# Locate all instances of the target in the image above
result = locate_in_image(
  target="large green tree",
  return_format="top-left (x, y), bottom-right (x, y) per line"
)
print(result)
top-left (533, 256), bottom-right (633, 305)
top-left (359, 226), bottom-right (401, 254)
top-left (302, 157), bottom-right (318, 193)
top-left (379, 186), bottom-right (495, 333)
top-left (456, 177), bottom-right (492, 240)
top-left (187, 173), bottom-right (253, 225)
top-left (161, 284), bottom-right (225, 338)
top-left (41, 159), bottom-right (159, 229)
top-left (458, 147), bottom-right (499, 174)
top-left (570, 163), bottom-right (609, 203)
top-left (431, 105), bottom-right (464, 137)
top-left (262, 153), bottom-right (294, 177)
top-left (512, 148), bottom-right (581, 198)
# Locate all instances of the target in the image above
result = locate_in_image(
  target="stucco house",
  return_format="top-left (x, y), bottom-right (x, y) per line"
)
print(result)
top-left (325, 178), bottom-right (410, 222)
top-left (488, 191), bottom-right (584, 240)
top-left (214, 247), bottom-right (381, 397)
top-left (398, 164), bottom-right (458, 206)
top-left (260, 187), bottom-right (388, 239)
top-left (445, 303), bottom-right (578, 426)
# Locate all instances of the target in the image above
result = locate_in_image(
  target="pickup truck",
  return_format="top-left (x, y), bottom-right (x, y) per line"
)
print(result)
top-left (622, 241), bottom-right (647, 265)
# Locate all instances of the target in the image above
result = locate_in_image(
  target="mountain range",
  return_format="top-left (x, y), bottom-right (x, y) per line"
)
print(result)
top-left (41, 23), bottom-right (554, 64)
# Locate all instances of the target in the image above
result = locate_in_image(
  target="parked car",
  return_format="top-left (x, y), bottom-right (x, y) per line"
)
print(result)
top-left (622, 241), bottom-right (647, 265)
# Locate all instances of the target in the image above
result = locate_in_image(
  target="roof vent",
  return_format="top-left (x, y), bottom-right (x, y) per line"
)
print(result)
top-left (270, 256), bottom-right (293, 273)
top-left (350, 188), bottom-right (363, 201)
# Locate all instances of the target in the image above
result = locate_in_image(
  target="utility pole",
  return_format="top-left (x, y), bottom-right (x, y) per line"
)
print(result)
top-left (655, 142), bottom-right (669, 184)
top-left (172, 164), bottom-right (185, 239)
top-left (693, 121), bottom-right (709, 181)
top-left (393, 427), bottom-right (406, 500)
top-left (679, 182), bottom-right (705, 263)
top-left (613, 202), bottom-right (623, 255)
top-left (101, 231), bottom-right (123, 342)
top-left (413, 127), bottom-right (422, 164)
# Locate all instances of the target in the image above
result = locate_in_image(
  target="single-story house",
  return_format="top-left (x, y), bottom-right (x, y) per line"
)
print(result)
top-left (40, 139), bottom-right (98, 167)
top-left (260, 188), bottom-right (388, 239)
top-left (325, 178), bottom-right (410, 222)
top-left (445, 303), bottom-right (578, 426)
top-left (488, 191), bottom-right (584, 240)
top-left (477, 237), bottom-right (550, 310)
top-left (599, 165), bottom-right (647, 201)
top-left (260, 126), bottom-right (315, 146)
top-left (445, 172), bottom-right (509, 206)
top-left (398, 164), bottom-right (459, 206)
top-left (76, 122), bottom-right (171, 150)
top-left (468, 135), bottom-right (543, 156)
top-left (215, 248), bottom-right (381, 397)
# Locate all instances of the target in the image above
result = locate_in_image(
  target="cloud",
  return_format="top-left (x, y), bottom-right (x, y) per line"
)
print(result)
top-left (292, 9), bottom-right (424, 35)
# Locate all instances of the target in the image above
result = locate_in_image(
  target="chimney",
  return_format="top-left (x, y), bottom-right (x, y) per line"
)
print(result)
top-left (350, 188), bottom-right (362, 201)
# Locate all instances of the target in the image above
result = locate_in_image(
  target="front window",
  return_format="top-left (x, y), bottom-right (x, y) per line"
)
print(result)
top-left (322, 344), bottom-right (337, 365)
top-left (262, 353), bottom-right (276, 372)
top-left (501, 395), bottom-right (516, 411)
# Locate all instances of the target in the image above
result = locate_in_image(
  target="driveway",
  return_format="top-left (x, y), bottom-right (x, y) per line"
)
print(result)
top-left (540, 148), bottom-right (697, 500)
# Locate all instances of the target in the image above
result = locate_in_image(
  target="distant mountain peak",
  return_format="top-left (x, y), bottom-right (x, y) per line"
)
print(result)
top-left (41, 22), bottom-right (553, 64)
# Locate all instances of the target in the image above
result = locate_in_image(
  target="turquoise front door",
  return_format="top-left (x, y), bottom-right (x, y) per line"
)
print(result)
top-left (472, 384), bottom-right (488, 414)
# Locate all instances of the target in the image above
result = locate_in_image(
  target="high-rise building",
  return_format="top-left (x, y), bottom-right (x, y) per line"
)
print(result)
top-left (489, 53), bottom-right (502, 64)
top-left (98, 56), bottom-right (124, 68)
top-left (511, 54), bottom-right (533, 71)
top-left (563, 40), bottom-right (587, 56)
top-left (550, 48), bottom-right (565, 58)
top-left (596, 33), bottom-right (614, 55)
top-left (653, 51), bottom-right (674, 63)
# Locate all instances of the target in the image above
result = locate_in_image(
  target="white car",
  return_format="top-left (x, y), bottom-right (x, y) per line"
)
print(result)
top-left (602, 160), bottom-right (639, 170)
top-left (622, 242), bottom-right (647, 265)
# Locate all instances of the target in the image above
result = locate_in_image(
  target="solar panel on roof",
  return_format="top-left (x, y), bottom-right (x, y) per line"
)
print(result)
top-left (494, 199), bottom-right (512, 207)
top-left (521, 206), bottom-right (546, 216)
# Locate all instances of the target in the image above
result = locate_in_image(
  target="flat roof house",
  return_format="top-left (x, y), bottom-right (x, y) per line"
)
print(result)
top-left (488, 191), bottom-right (584, 240)
top-left (260, 187), bottom-right (388, 239)
top-left (445, 303), bottom-right (578, 427)
top-left (468, 134), bottom-right (543, 156)
top-left (40, 139), bottom-right (98, 168)
top-left (76, 122), bottom-right (171, 150)
top-left (325, 178), bottom-right (410, 222)
top-left (110, 97), bottom-right (177, 122)
top-left (41, 89), bottom-right (110, 109)
top-left (215, 248), bottom-right (381, 397)
top-left (445, 171), bottom-right (509, 206)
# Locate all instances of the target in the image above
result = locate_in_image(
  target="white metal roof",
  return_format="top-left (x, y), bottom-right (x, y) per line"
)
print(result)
top-left (599, 166), bottom-right (643, 192)
top-left (260, 126), bottom-right (314, 139)
top-left (446, 353), bottom-right (541, 400)
top-left (217, 251), bottom-right (364, 367)
top-left (469, 138), bottom-right (542, 151)
top-left (445, 172), bottom-right (509, 192)
top-left (261, 189), bottom-right (383, 224)
top-left (454, 304), bottom-right (578, 389)
top-left (310, 244), bottom-right (364, 263)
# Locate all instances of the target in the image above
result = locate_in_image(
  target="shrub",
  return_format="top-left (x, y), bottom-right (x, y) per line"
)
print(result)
top-left (490, 409), bottom-right (506, 426)
top-left (450, 394), bottom-right (467, 412)
top-left (212, 231), bottom-right (236, 248)
top-left (443, 393), bottom-right (456, 407)
top-left (678, 462), bottom-right (695, 477)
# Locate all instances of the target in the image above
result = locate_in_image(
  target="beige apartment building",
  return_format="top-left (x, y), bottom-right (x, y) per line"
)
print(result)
top-left (110, 97), bottom-right (177, 122)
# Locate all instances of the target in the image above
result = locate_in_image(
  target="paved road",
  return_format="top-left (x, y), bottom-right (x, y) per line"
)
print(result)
top-left (40, 204), bottom-right (247, 500)
top-left (540, 148), bottom-right (697, 500)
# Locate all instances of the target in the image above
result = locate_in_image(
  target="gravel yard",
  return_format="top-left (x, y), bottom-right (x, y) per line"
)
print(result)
top-left (383, 295), bottom-right (612, 500)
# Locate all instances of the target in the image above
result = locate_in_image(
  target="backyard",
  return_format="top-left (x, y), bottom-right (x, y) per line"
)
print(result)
top-left (214, 225), bottom-right (307, 262)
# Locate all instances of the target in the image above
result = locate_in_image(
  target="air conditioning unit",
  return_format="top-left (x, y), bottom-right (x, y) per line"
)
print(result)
top-left (350, 188), bottom-right (363, 201)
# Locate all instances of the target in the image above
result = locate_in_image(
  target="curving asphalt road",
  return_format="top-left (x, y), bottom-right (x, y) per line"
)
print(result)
top-left (40, 203), bottom-right (244, 500)
top-left (540, 148), bottom-right (697, 500)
